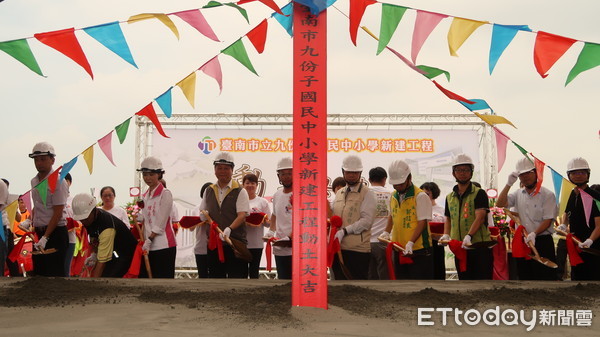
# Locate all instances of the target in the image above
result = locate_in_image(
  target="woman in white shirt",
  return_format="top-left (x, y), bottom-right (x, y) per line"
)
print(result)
top-left (243, 173), bottom-right (271, 279)
top-left (99, 186), bottom-right (131, 228)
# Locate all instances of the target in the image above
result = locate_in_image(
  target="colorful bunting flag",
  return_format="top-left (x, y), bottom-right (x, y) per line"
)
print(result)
top-left (21, 191), bottom-right (32, 213)
top-left (0, 39), bottom-right (44, 76)
top-left (224, 3), bottom-right (250, 23)
top-left (199, 56), bottom-right (224, 93)
top-left (458, 99), bottom-right (493, 112)
top-left (532, 156), bottom-right (545, 196)
top-left (273, 2), bottom-right (293, 37)
top-left (432, 80), bottom-right (475, 104)
top-left (494, 127), bottom-right (510, 172)
top-left (377, 4), bottom-right (407, 55)
top-left (60, 157), bottom-right (78, 182)
top-left (559, 178), bottom-right (575, 215)
top-left (35, 179), bottom-right (49, 207)
top-left (98, 131), bottom-right (116, 166)
top-left (128, 14), bottom-right (180, 40)
top-left (115, 118), bottom-right (131, 144)
top-left (136, 103), bottom-right (169, 138)
top-left (221, 39), bottom-right (258, 75)
top-left (447, 17), bottom-right (488, 57)
top-left (173, 9), bottom-right (220, 42)
top-left (293, 0), bottom-right (332, 16)
top-left (512, 141), bottom-right (529, 157)
top-left (349, 0), bottom-right (377, 46)
top-left (386, 46), bottom-right (427, 75)
top-left (176, 72), bottom-right (197, 108)
top-left (411, 10), bottom-right (448, 63)
top-left (416, 65), bottom-right (450, 81)
top-left (533, 31), bottom-right (577, 78)
top-left (47, 168), bottom-right (61, 193)
top-left (83, 21), bottom-right (138, 68)
top-left (238, 0), bottom-right (285, 15)
top-left (82, 145), bottom-right (94, 174)
top-left (473, 112), bottom-right (516, 128)
top-left (566, 42), bottom-right (600, 86)
top-left (579, 188), bottom-right (594, 227)
top-left (4, 201), bottom-right (18, 235)
top-left (246, 19), bottom-right (269, 54)
top-left (155, 88), bottom-right (173, 117)
top-left (550, 167), bottom-right (563, 204)
top-left (34, 28), bottom-right (94, 79)
top-left (489, 24), bottom-right (531, 74)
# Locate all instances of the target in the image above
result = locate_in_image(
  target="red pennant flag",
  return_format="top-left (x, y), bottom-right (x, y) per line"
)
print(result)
top-left (47, 167), bottom-right (61, 194)
top-left (432, 80), bottom-right (475, 104)
top-left (533, 31), bottom-right (577, 78)
top-left (246, 19), bottom-right (268, 54)
top-left (238, 0), bottom-right (284, 15)
top-left (349, 0), bottom-right (377, 46)
top-left (135, 103), bottom-right (169, 138)
top-left (532, 155), bottom-right (545, 196)
top-left (34, 28), bottom-right (94, 79)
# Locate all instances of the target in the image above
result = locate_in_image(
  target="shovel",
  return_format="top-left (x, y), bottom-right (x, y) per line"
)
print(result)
top-left (437, 239), bottom-right (497, 249)
top-left (554, 227), bottom-right (600, 256)
top-left (503, 209), bottom-right (558, 269)
top-left (28, 233), bottom-right (57, 255)
top-left (201, 211), bottom-right (253, 262)
top-left (378, 237), bottom-right (409, 255)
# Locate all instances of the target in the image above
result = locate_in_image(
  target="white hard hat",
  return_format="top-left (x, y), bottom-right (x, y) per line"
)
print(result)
top-left (342, 155), bottom-right (363, 172)
top-left (29, 142), bottom-right (56, 158)
top-left (213, 152), bottom-right (235, 168)
top-left (138, 156), bottom-right (164, 173)
top-left (72, 193), bottom-right (97, 221)
top-left (277, 157), bottom-right (293, 171)
top-left (567, 157), bottom-right (590, 172)
top-left (515, 157), bottom-right (535, 175)
top-left (0, 180), bottom-right (7, 207)
top-left (388, 160), bottom-right (411, 185)
top-left (452, 153), bottom-right (474, 168)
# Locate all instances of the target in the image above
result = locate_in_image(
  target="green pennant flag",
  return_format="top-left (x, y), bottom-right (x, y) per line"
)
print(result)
top-left (115, 118), bottom-right (131, 144)
top-left (225, 3), bottom-right (249, 24)
top-left (35, 179), bottom-right (49, 207)
top-left (222, 39), bottom-right (258, 75)
top-left (377, 4), bottom-right (407, 55)
top-left (203, 1), bottom-right (224, 8)
top-left (416, 65), bottom-right (451, 81)
top-left (512, 141), bottom-right (529, 157)
top-left (566, 42), bottom-right (600, 86)
top-left (0, 39), bottom-right (44, 76)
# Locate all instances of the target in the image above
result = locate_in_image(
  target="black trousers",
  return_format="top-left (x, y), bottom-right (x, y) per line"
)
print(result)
top-left (33, 226), bottom-right (69, 277)
top-left (516, 235), bottom-right (558, 280)
top-left (432, 239), bottom-right (446, 280)
top-left (332, 250), bottom-right (370, 280)
top-left (456, 247), bottom-right (493, 280)
top-left (139, 246), bottom-right (176, 279)
top-left (393, 248), bottom-right (434, 280)
top-left (207, 245), bottom-right (248, 278)
top-left (571, 251), bottom-right (600, 280)
top-left (195, 254), bottom-right (209, 278)
top-left (556, 238), bottom-right (568, 280)
top-left (275, 255), bottom-right (292, 280)
top-left (102, 253), bottom-right (134, 278)
top-left (248, 248), bottom-right (263, 279)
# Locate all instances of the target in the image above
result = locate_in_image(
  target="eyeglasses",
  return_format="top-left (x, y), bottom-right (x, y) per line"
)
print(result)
top-left (453, 168), bottom-right (472, 173)
top-left (569, 170), bottom-right (589, 176)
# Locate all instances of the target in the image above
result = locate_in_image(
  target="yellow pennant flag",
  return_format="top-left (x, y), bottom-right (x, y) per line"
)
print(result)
top-left (5, 200), bottom-right (18, 225)
top-left (82, 145), bottom-right (94, 174)
top-left (176, 72), bottom-right (197, 108)
top-left (473, 112), bottom-right (516, 128)
top-left (559, 178), bottom-right (576, 215)
top-left (128, 13), bottom-right (180, 40)
top-left (448, 17), bottom-right (488, 56)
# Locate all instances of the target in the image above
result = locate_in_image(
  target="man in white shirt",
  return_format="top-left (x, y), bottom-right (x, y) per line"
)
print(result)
top-left (367, 167), bottom-right (391, 280)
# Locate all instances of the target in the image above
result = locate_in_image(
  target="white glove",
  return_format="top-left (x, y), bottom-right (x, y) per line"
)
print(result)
top-left (526, 231), bottom-right (536, 245)
top-left (334, 229), bottom-right (345, 243)
top-left (142, 239), bottom-right (152, 252)
top-left (579, 239), bottom-right (594, 249)
top-left (34, 236), bottom-right (48, 251)
top-left (264, 230), bottom-right (276, 239)
top-left (461, 234), bottom-right (472, 249)
top-left (556, 224), bottom-right (568, 233)
top-left (506, 171), bottom-right (519, 187)
top-left (18, 219), bottom-right (32, 232)
top-left (378, 231), bottom-right (391, 241)
top-left (220, 227), bottom-right (232, 241)
top-left (439, 234), bottom-right (451, 244)
top-left (404, 241), bottom-right (414, 255)
top-left (85, 253), bottom-right (98, 268)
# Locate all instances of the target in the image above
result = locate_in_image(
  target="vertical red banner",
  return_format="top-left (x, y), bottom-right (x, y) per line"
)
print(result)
top-left (292, 4), bottom-right (328, 309)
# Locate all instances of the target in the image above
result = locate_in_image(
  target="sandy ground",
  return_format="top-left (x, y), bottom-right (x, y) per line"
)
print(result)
top-left (1, 278), bottom-right (599, 337)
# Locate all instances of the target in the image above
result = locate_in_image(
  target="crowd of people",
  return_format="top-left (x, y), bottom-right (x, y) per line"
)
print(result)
top-left (1, 141), bottom-right (599, 281)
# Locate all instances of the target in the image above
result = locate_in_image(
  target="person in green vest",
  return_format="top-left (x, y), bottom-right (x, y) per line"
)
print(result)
top-left (379, 160), bottom-right (433, 279)
top-left (440, 153), bottom-right (493, 280)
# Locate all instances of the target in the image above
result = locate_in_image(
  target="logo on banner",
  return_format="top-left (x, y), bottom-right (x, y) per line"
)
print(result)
top-left (198, 136), bottom-right (217, 154)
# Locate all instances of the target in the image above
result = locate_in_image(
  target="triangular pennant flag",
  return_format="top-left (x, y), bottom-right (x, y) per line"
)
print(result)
top-left (34, 28), bottom-right (94, 79)
top-left (489, 24), bottom-right (531, 74)
top-left (82, 145), bottom-right (94, 174)
top-left (115, 118), bottom-right (132, 144)
top-left (447, 18), bottom-right (488, 57)
top-left (176, 72), bottom-right (197, 108)
top-left (272, 2), bottom-right (293, 37)
top-left (238, 0), bottom-right (285, 15)
top-left (128, 14), bottom-right (180, 40)
top-left (533, 31), bottom-right (577, 78)
top-left (98, 131), bottom-right (116, 166)
top-left (60, 157), bottom-right (78, 182)
top-left (203, 1), bottom-right (224, 8)
top-left (532, 156), bottom-right (545, 196)
top-left (494, 127), bottom-right (510, 172)
top-left (293, 0), bottom-right (332, 15)
top-left (35, 179), bottom-right (49, 207)
top-left (136, 103), bottom-right (169, 138)
top-left (474, 112), bottom-right (516, 128)
top-left (221, 39), bottom-right (258, 75)
top-left (566, 42), bottom-right (600, 86)
top-left (21, 191), bottom-right (32, 213)
top-left (377, 4), bottom-right (407, 55)
top-left (47, 167), bottom-right (61, 193)
top-left (416, 65), bottom-right (450, 81)
top-left (246, 19), bottom-right (268, 54)
top-left (550, 167), bottom-right (562, 204)
top-left (386, 46), bottom-right (427, 74)
top-left (559, 178), bottom-right (576, 215)
top-left (512, 141), bottom-right (529, 157)
top-left (4, 200), bottom-right (18, 232)
top-left (224, 3), bottom-right (250, 24)
top-left (432, 80), bottom-right (475, 104)
top-left (578, 188), bottom-right (594, 226)
top-left (83, 21), bottom-right (138, 68)
top-left (199, 56), bottom-right (224, 94)
top-left (173, 9), bottom-right (220, 42)
top-left (411, 11), bottom-right (448, 63)
top-left (0, 39), bottom-right (44, 76)
top-left (155, 88), bottom-right (173, 117)
top-left (458, 99), bottom-right (493, 112)
top-left (0, 211), bottom-right (4, 242)
top-left (349, 0), bottom-right (377, 46)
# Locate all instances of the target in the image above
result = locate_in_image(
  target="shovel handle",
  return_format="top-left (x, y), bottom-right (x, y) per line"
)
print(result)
top-left (133, 215), bottom-right (153, 279)
top-left (377, 237), bottom-right (406, 254)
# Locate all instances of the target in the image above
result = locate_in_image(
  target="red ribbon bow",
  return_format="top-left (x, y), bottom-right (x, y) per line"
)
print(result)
top-left (208, 222), bottom-right (225, 263)
top-left (448, 239), bottom-right (467, 272)
top-left (566, 233), bottom-right (584, 266)
top-left (511, 226), bottom-right (531, 259)
top-left (327, 216), bottom-right (343, 267)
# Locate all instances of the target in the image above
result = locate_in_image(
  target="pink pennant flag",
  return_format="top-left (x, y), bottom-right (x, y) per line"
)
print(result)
top-left (494, 127), bottom-right (510, 172)
top-left (578, 188), bottom-right (594, 227)
top-left (533, 31), bottom-right (577, 78)
top-left (173, 9), bottom-right (220, 42)
top-left (199, 56), bottom-right (223, 94)
top-left (411, 10), bottom-right (448, 64)
top-left (21, 190), bottom-right (32, 213)
top-left (98, 131), bottom-right (116, 166)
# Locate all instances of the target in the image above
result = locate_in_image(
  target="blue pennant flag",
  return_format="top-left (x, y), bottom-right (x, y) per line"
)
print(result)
top-left (549, 167), bottom-right (563, 204)
top-left (155, 88), bottom-right (173, 118)
top-left (458, 99), bottom-right (494, 113)
top-left (273, 2), bottom-right (294, 37)
top-left (83, 21), bottom-right (138, 68)
top-left (489, 24), bottom-right (531, 74)
top-left (60, 157), bottom-right (78, 182)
